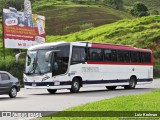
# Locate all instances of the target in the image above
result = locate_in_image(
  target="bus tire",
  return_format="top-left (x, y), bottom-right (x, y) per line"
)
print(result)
top-left (70, 78), bottom-right (80, 93)
top-left (106, 86), bottom-right (117, 90)
top-left (47, 89), bottom-right (57, 94)
top-left (124, 77), bottom-right (137, 89)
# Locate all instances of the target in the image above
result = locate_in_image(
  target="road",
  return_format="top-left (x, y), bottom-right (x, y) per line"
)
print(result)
top-left (0, 79), bottom-right (159, 116)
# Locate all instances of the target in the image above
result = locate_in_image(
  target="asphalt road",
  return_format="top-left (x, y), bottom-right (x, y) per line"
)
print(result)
top-left (0, 79), bottom-right (160, 112)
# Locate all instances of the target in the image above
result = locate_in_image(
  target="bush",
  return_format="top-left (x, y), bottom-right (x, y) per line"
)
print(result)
top-left (80, 23), bottom-right (94, 30)
top-left (130, 2), bottom-right (149, 17)
top-left (0, 58), bottom-right (25, 85)
top-left (154, 68), bottom-right (160, 78)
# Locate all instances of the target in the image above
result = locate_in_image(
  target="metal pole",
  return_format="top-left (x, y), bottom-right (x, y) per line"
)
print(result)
top-left (2, 9), bottom-right (6, 66)
top-left (15, 0), bottom-right (17, 9)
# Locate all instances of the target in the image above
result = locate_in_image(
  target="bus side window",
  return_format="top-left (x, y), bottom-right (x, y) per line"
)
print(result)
top-left (146, 52), bottom-right (151, 63)
top-left (141, 52), bottom-right (151, 63)
top-left (88, 48), bottom-right (103, 61)
top-left (104, 49), bottom-right (111, 61)
top-left (111, 50), bottom-right (117, 62)
top-left (53, 45), bottom-right (70, 76)
top-left (71, 47), bottom-right (86, 64)
top-left (131, 51), bottom-right (139, 63)
top-left (124, 51), bottom-right (130, 62)
top-left (117, 50), bottom-right (124, 62)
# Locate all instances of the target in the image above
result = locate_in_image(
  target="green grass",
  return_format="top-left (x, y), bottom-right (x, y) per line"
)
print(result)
top-left (0, 1), bottom-right (159, 82)
top-left (33, 4), bottom-right (133, 35)
top-left (0, 15), bottom-right (159, 83)
top-left (41, 89), bottom-right (160, 120)
top-left (0, 2), bottom-right (134, 81)
top-left (46, 15), bottom-right (160, 66)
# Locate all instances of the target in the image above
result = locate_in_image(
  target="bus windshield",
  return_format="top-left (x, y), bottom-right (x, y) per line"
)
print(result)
top-left (25, 45), bottom-right (70, 75)
top-left (25, 50), bottom-right (51, 74)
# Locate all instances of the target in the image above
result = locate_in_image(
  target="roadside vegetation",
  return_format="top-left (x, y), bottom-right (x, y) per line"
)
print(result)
top-left (123, 0), bottom-right (160, 14)
top-left (0, 0), bottom-right (159, 83)
top-left (41, 89), bottom-right (160, 120)
top-left (0, 15), bottom-right (160, 83)
top-left (47, 15), bottom-right (160, 75)
top-left (36, 5), bottom-right (133, 35)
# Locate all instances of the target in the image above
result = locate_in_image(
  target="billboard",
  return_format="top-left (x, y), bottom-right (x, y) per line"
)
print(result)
top-left (3, 7), bottom-right (46, 49)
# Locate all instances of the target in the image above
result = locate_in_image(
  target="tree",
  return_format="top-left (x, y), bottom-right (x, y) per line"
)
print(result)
top-left (130, 2), bottom-right (149, 17)
top-left (104, 0), bottom-right (124, 10)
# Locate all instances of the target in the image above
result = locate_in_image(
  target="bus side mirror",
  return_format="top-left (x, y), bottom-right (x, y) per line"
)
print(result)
top-left (15, 52), bottom-right (26, 63)
top-left (45, 50), bottom-right (60, 62)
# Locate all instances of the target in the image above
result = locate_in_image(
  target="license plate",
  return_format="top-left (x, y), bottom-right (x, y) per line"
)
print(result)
top-left (32, 83), bottom-right (36, 87)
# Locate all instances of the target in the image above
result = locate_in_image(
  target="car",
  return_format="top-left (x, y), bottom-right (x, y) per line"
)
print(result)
top-left (0, 71), bottom-right (20, 98)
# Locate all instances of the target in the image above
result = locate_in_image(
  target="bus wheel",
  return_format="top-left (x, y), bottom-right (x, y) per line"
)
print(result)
top-left (70, 78), bottom-right (80, 93)
top-left (106, 86), bottom-right (117, 90)
top-left (124, 77), bottom-right (137, 89)
top-left (47, 89), bottom-right (57, 94)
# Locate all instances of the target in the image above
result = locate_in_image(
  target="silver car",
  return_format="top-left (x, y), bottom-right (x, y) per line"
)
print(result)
top-left (0, 71), bottom-right (20, 98)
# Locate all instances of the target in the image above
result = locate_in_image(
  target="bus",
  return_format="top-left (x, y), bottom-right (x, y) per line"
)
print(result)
top-left (16, 41), bottom-right (153, 93)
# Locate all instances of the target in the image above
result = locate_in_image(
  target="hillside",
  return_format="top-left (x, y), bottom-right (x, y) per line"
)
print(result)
top-left (0, 0), bottom-right (133, 82)
top-left (122, 0), bottom-right (160, 13)
top-left (33, 5), bottom-right (133, 35)
top-left (0, 15), bottom-right (159, 83)
top-left (47, 15), bottom-right (160, 67)
top-left (26, 0), bottom-right (160, 35)
top-left (0, 16), bottom-right (160, 80)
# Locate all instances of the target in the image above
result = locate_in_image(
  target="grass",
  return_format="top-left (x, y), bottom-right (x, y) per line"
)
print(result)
top-left (0, 1), bottom-right (159, 82)
top-left (41, 89), bottom-right (160, 120)
top-left (33, 4), bottom-right (133, 35)
top-left (46, 15), bottom-right (160, 66)
top-left (0, 1), bottom-right (134, 83)
top-left (0, 15), bottom-right (159, 83)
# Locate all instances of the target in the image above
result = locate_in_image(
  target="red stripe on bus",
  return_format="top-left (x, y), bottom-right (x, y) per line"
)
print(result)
top-left (92, 43), bottom-right (151, 52)
top-left (87, 61), bottom-right (153, 66)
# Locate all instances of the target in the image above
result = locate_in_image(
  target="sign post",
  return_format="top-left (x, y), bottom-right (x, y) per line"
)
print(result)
top-left (2, 9), bottom-right (6, 65)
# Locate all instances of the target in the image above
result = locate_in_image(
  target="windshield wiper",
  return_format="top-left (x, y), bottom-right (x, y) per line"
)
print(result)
top-left (27, 59), bottom-right (37, 74)
top-left (27, 58), bottom-right (43, 75)
top-left (36, 62), bottom-right (43, 75)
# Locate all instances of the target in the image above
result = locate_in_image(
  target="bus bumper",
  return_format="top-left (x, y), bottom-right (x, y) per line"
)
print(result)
top-left (24, 82), bottom-right (71, 89)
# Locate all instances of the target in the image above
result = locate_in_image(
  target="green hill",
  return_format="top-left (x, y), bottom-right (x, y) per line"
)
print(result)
top-left (34, 5), bottom-right (133, 35)
top-left (31, 1), bottom-right (133, 35)
top-left (0, 1), bottom-right (160, 82)
top-left (0, 15), bottom-right (159, 83)
top-left (0, 0), bottom-right (133, 82)
top-left (31, 0), bottom-right (160, 35)
top-left (122, 0), bottom-right (160, 13)
top-left (47, 15), bottom-right (160, 68)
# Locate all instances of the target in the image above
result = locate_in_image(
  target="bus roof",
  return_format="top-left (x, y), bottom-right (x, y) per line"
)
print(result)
top-left (28, 41), bottom-right (152, 53)
top-left (91, 43), bottom-right (152, 52)
top-left (28, 41), bottom-right (68, 50)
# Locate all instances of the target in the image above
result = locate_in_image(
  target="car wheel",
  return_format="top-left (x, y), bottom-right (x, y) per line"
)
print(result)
top-left (9, 87), bottom-right (17, 98)
top-left (47, 89), bottom-right (57, 94)
top-left (106, 86), bottom-right (117, 90)
top-left (124, 77), bottom-right (137, 89)
top-left (70, 78), bottom-right (80, 93)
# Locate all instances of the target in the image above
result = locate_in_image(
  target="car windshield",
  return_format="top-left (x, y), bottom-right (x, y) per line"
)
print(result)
top-left (25, 50), bottom-right (51, 74)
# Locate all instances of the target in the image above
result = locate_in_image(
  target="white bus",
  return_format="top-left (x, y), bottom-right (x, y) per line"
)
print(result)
top-left (16, 41), bottom-right (153, 93)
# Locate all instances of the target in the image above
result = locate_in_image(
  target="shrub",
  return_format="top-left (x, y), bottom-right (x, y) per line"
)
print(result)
top-left (80, 23), bottom-right (94, 30)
